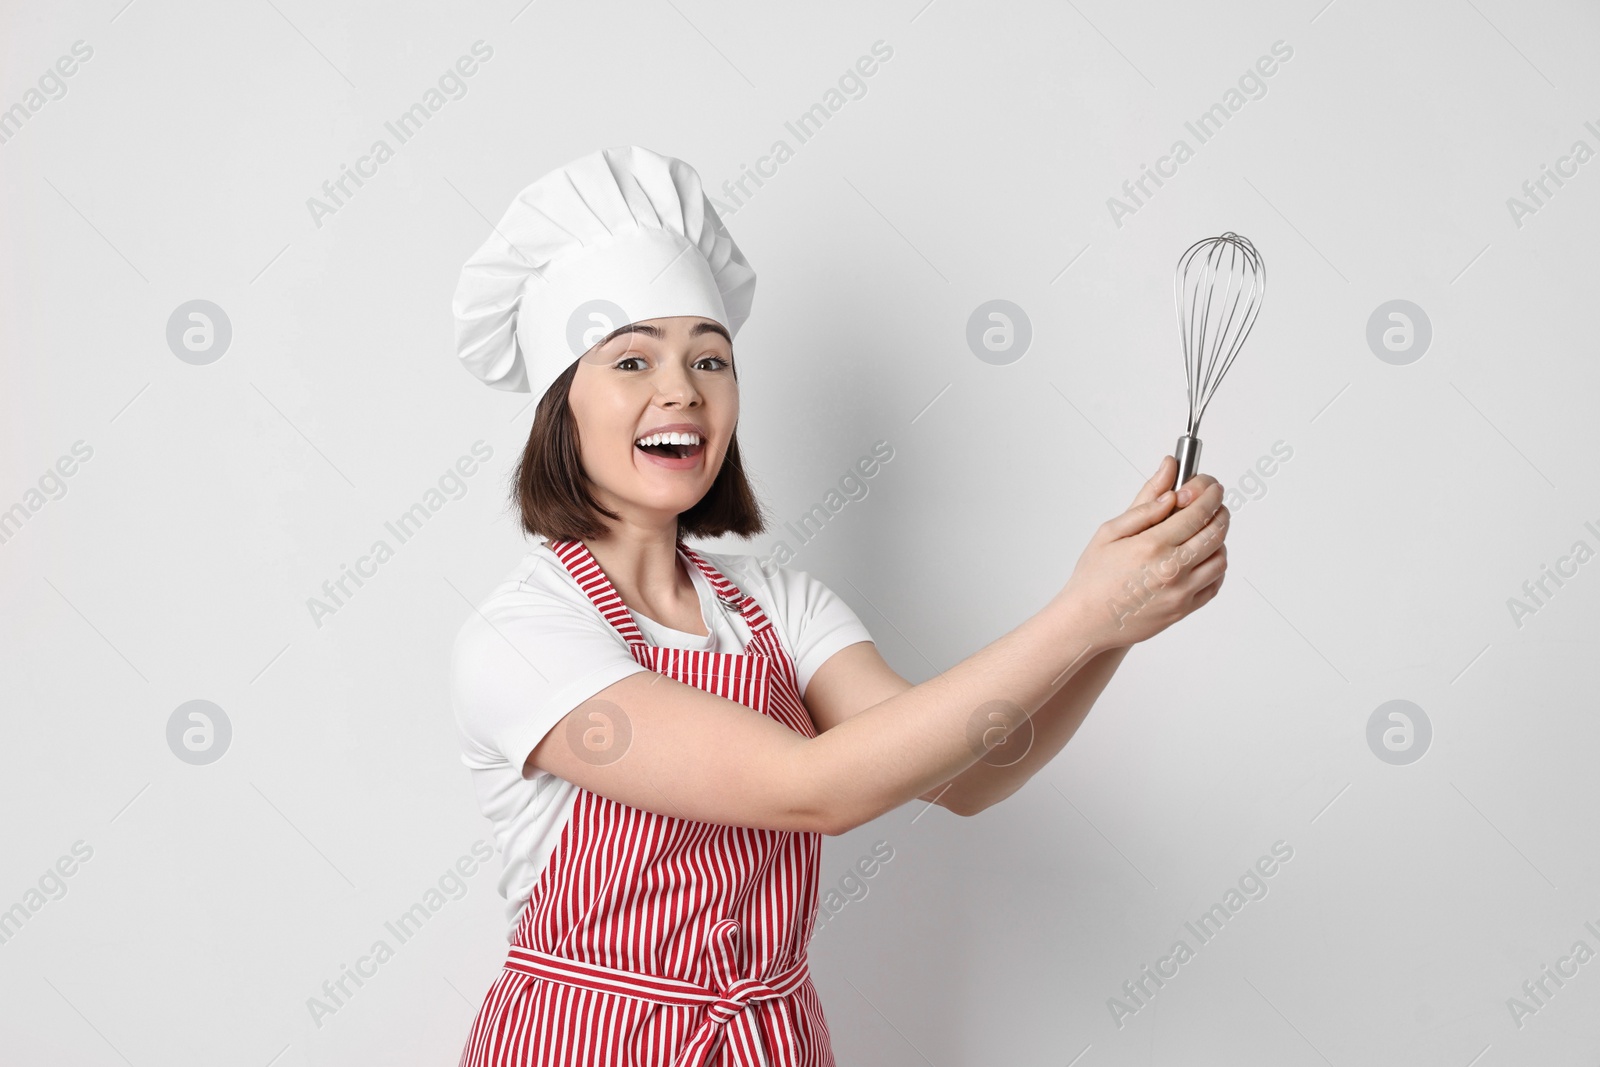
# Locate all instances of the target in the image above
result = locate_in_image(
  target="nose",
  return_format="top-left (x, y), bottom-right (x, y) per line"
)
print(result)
top-left (653, 362), bottom-right (702, 407)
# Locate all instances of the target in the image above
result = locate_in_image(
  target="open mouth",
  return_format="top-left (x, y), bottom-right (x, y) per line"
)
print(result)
top-left (635, 440), bottom-right (705, 460)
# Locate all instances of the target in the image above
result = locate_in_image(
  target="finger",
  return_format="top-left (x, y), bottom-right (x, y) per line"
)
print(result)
top-left (1151, 480), bottom-right (1225, 547)
top-left (1184, 549), bottom-right (1227, 595)
top-left (1175, 506), bottom-right (1229, 566)
top-left (1174, 472), bottom-right (1220, 508)
top-left (1153, 527), bottom-right (1224, 591)
top-left (1101, 486), bottom-right (1179, 541)
top-left (1130, 456), bottom-right (1176, 510)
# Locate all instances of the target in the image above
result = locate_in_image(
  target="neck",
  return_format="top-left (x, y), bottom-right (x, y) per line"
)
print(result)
top-left (580, 521), bottom-right (692, 616)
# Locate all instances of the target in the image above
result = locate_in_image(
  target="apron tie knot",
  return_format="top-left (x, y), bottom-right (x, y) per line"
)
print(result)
top-left (674, 918), bottom-right (808, 1067)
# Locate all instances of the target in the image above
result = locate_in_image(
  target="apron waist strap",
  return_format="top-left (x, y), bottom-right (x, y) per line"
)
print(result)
top-left (504, 944), bottom-right (810, 1006)
top-left (503, 944), bottom-right (811, 1067)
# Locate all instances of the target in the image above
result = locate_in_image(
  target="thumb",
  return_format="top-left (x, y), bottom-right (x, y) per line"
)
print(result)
top-left (1129, 455), bottom-right (1176, 511)
top-left (1102, 489), bottom-right (1176, 541)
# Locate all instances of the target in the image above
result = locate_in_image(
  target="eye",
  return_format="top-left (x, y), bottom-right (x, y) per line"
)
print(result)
top-left (613, 355), bottom-right (733, 371)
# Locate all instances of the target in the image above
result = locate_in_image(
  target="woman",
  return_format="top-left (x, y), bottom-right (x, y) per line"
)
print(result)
top-left (450, 146), bottom-right (1229, 1067)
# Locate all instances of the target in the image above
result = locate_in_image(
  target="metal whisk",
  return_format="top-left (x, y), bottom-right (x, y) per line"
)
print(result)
top-left (1172, 232), bottom-right (1265, 490)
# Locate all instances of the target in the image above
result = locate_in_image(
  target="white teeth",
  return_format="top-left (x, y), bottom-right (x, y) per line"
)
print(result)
top-left (635, 431), bottom-right (703, 448)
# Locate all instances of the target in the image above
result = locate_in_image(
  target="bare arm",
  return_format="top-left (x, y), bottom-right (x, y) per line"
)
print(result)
top-left (528, 595), bottom-right (1109, 836)
top-left (953, 644), bottom-right (1131, 814)
top-left (791, 598), bottom-right (1110, 833)
top-left (803, 641), bottom-right (1131, 817)
top-left (799, 458), bottom-right (1227, 819)
top-left (528, 458), bottom-right (1228, 837)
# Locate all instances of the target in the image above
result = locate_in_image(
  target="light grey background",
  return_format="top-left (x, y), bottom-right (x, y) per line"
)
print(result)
top-left (4, 0), bottom-right (1598, 1063)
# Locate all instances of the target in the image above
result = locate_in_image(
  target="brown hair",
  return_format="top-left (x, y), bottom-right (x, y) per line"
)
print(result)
top-left (511, 357), bottom-right (769, 543)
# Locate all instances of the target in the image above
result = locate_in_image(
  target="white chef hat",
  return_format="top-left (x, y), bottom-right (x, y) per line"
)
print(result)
top-left (451, 144), bottom-right (757, 398)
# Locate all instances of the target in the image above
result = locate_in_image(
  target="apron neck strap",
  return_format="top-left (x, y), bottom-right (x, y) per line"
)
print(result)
top-left (545, 536), bottom-right (771, 647)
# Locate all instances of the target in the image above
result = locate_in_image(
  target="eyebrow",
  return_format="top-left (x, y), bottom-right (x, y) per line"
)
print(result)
top-left (600, 320), bottom-right (732, 348)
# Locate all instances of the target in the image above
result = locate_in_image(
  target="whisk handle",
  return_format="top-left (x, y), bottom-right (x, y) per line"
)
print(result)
top-left (1173, 434), bottom-right (1203, 492)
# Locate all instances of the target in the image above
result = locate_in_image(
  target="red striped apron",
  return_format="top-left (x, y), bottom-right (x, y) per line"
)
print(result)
top-left (459, 537), bottom-right (835, 1067)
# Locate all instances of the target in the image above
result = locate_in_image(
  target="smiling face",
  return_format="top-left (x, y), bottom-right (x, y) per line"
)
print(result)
top-left (566, 315), bottom-right (740, 531)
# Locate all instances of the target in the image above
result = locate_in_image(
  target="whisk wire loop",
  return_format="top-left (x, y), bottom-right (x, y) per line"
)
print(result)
top-left (1174, 232), bottom-right (1265, 437)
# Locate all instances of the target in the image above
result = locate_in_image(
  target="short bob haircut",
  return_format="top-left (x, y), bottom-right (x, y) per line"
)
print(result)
top-left (512, 352), bottom-right (770, 544)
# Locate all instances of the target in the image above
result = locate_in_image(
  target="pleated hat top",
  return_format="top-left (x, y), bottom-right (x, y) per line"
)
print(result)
top-left (451, 144), bottom-right (758, 400)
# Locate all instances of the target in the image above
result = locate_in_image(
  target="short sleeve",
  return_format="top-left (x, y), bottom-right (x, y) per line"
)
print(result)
top-left (752, 563), bottom-right (876, 700)
top-left (451, 584), bottom-right (652, 777)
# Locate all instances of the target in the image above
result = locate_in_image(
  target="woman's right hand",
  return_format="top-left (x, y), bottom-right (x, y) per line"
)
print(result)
top-left (1052, 455), bottom-right (1230, 652)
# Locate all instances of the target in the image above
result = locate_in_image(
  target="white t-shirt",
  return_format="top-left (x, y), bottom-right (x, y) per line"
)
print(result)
top-left (451, 535), bottom-right (876, 940)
